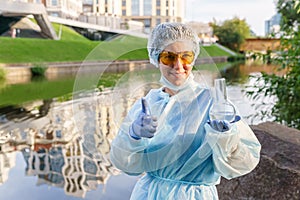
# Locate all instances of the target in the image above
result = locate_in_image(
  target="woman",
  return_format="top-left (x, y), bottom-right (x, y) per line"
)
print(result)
top-left (110, 22), bottom-right (261, 200)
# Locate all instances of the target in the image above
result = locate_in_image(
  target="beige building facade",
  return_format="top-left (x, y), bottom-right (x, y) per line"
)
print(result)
top-left (90, 0), bottom-right (185, 32)
top-left (16, 0), bottom-right (83, 19)
top-left (45, 0), bottom-right (83, 19)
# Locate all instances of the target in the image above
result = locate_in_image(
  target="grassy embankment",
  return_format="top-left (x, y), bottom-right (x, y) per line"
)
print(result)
top-left (0, 23), bottom-right (232, 64)
top-left (0, 23), bottom-right (234, 106)
top-left (0, 24), bottom-right (148, 63)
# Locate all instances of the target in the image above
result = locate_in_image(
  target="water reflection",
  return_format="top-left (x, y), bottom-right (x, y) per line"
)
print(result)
top-left (220, 62), bottom-right (285, 85)
top-left (21, 139), bottom-right (117, 198)
top-left (0, 88), bottom-right (134, 198)
top-left (0, 70), bottom-right (211, 199)
top-left (222, 62), bottom-right (284, 125)
top-left (0, 62), bottom-right (282, 199)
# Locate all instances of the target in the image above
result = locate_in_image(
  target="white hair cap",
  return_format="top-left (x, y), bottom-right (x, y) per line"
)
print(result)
top-left (147, 22), bottom-right (200, 67)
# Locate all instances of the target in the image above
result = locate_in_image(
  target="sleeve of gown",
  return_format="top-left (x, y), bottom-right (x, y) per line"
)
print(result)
top-left (204, 118), bottom-right (261, 179)
top-left (109, 102), bottom-right (150, 176)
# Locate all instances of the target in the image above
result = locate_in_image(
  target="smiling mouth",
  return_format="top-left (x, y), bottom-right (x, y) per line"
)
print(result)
top-left (171, 72), bottom-right (185, 78)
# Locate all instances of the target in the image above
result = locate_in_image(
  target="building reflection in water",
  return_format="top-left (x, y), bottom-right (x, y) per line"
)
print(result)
top-left (0, 84), bottom-right (146, 198)
top-left (0, 70), bottom-right (216, 198)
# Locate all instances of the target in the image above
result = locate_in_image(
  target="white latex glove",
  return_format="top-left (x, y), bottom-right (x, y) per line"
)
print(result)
top-left (129, 98), bottom-right (158, 140)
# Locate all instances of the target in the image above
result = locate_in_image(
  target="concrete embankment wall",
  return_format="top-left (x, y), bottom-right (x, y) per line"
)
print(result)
top-left (1, 56), bottom-right (228, 84)
top-left (2, 60), bottom-right (154, 84)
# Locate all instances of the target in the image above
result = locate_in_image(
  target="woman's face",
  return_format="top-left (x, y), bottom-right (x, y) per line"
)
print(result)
top-left (159, 41), bottom-right (194, 86)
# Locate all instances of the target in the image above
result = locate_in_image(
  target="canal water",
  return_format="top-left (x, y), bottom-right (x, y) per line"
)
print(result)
top-left (0, 61), bottom-right (278, 199)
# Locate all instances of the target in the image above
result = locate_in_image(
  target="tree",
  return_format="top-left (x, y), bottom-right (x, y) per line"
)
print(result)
top-left (276, 0), bottom-right (300, 29)
top-left (248, 0), bottom-right (300, 129)
top-left (211, 17), bottom-right (251, 51)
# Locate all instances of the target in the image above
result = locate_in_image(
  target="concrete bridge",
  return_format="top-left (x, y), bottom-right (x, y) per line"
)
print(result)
top-left (240, 38), bottom-right (281, 52)
top-left (0, 0), bottom-right (147, 40)
top-left (0, 0), bottom-right (58, 39)
top-left (48, 16), bottom-right (148, 39)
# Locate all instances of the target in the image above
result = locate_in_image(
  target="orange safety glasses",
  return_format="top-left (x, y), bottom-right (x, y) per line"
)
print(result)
top-left (159, 51), bottom-right (195, 66)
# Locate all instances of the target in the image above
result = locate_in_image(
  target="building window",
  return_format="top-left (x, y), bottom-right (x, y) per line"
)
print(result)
top-left (50, 12), bottom-right (59, 17)
top-left (144, 19), bottom-right (151, 27)
top-left (166, 0), bottom-right (168, 7)
top-left (166, 9), bottom-right (169, 16)
top-left (144, 0), bottom-right (152, 16)
top-left (131, 0), bottom-right (139, 16)
top-left (122, 9), bottom-right (126, 16)
top-left (122, 0), bottom-right (126, 6)
top-left (156, 8), bottom-right (160, 16)
top-left (156, 18), bottom-right (161, 25)
top-left (156, 0), bottom-right (161, 6)
top-left (51, 0), bottom-right (58, 6)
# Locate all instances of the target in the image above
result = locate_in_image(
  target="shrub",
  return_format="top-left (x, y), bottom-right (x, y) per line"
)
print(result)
top-left (227, 55), bottom-right (245, 62)
top-left (246, 0), bottom-right (300, 129)
top-left (31, 63), bottom-right (47, 77)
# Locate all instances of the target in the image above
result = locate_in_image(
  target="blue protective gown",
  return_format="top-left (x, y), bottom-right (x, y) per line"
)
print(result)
top-left (110, 80), bottom-right (261, 200)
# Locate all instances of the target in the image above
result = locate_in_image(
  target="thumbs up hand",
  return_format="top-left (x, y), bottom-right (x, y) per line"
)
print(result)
top-left (129, 98), bottom-right (158, 140)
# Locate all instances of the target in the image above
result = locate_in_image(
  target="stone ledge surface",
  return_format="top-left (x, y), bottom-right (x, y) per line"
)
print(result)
top-left (217, 122), bottom-right (300, 200)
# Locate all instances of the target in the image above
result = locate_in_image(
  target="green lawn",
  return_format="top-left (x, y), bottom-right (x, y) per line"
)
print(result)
top-left (200, 45), bottom-right (233, 57)
top-left (0, 23), bottom-right (232, 64)
top-left (0, 35), bottom-right (149, 63)
top-left (0, 37), bottom-right (97, 63)
top-left (52, 23), bottom-right (89, 41)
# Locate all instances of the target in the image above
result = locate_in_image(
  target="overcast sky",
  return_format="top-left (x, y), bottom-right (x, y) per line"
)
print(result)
top-left (184, 0), bottom-right (278, 36)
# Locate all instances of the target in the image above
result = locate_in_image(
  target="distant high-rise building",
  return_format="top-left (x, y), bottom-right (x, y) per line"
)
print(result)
top-left (265, 13), bottom-right (281, 37)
